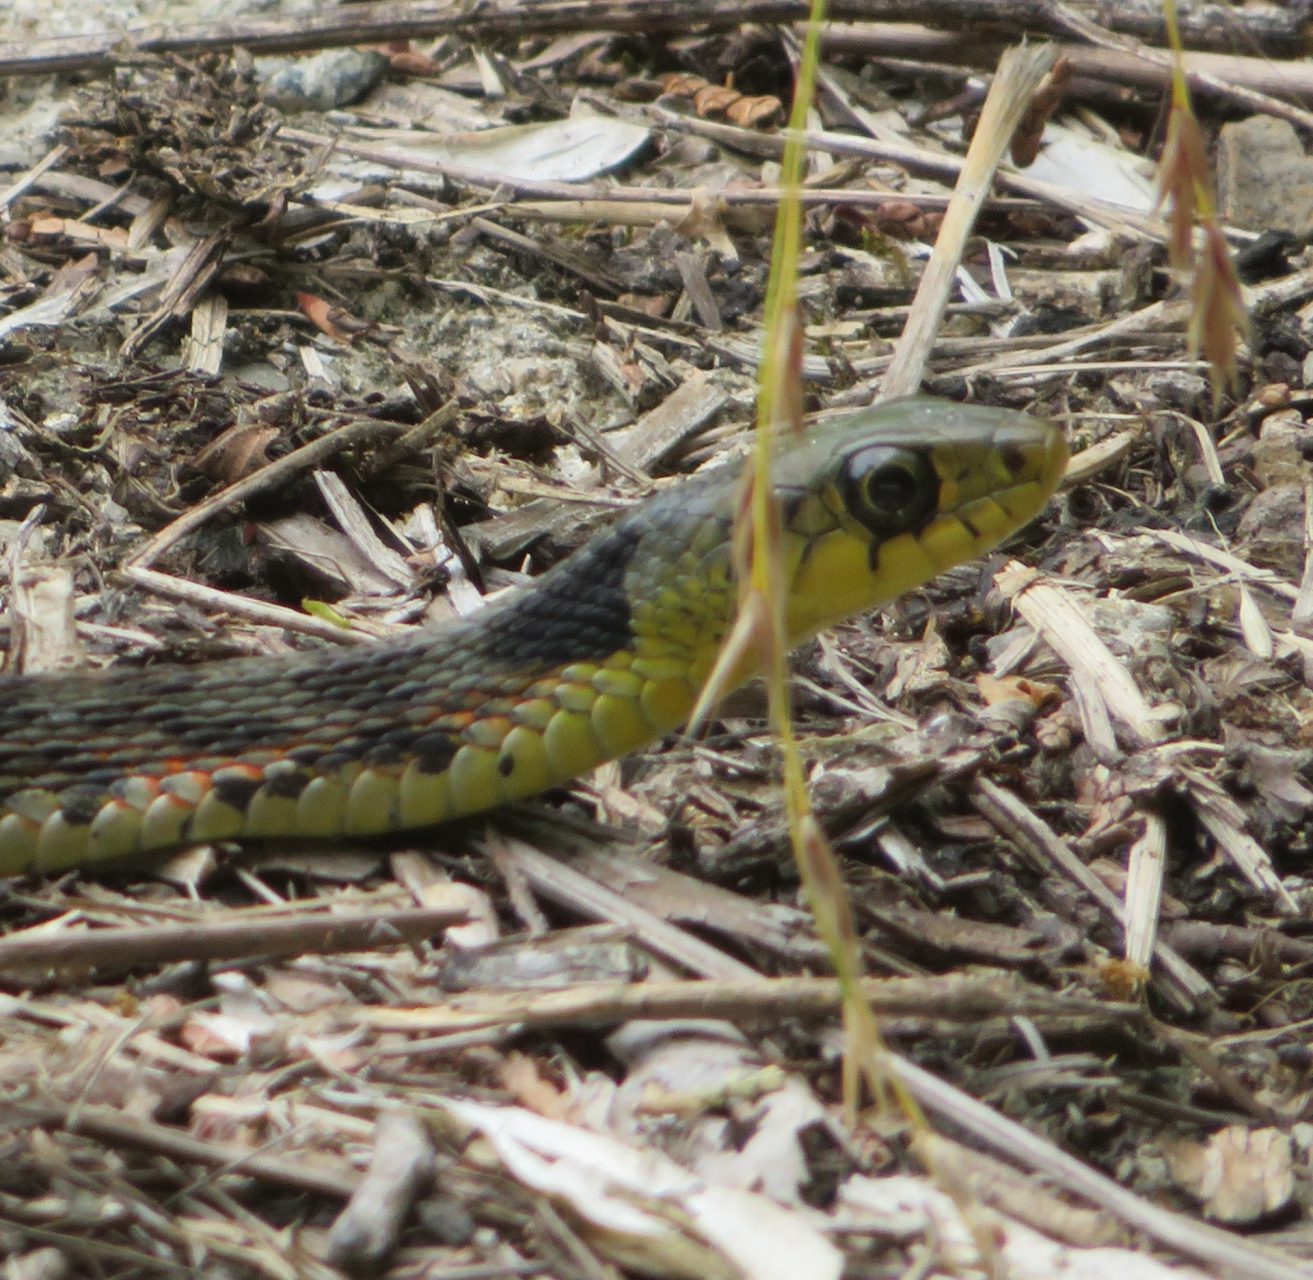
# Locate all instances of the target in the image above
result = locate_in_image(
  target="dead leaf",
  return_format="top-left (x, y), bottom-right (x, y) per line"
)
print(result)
top-left (659, 72), bottom-right (782, 128)
top-left (1167, 1126), bottom-right (1294, 1224)
top-left (501, 1052), bottom-right (576, 1122)
top-left (192, 421), bottom-right (280, 482)
top-left (296, 290), bottom-right (371, 343)
top-left (976, 673), bottom-right (1062, 709)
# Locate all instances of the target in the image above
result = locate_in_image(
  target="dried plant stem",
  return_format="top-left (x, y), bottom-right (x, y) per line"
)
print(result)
top-left (883, 43), bottom-right (1056, 398)
top-left (1, 0), bottom-right (1305, 79)
top-left (0, 905), bottom-right (466, 976)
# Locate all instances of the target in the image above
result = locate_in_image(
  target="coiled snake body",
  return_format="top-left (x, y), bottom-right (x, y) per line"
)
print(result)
top-left (0, 398), bottom-right (1066, 875)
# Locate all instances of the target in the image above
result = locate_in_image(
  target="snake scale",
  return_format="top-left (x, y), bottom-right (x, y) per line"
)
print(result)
top-left (0, 397), bottom-right (1066, 876)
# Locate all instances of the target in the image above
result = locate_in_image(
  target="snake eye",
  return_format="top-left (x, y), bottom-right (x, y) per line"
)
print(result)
top-left (841, 445), bottom-right (937, 534)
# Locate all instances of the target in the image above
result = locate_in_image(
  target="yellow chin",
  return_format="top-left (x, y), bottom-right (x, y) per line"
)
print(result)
top-left (783, 494), bottom-right (1034, 643)
top-left (785, 526), bottom-right (930, 642)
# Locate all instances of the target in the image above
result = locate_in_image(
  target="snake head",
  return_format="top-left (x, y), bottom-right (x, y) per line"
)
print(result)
top-left (773, 397), bottom-right (1068, 643)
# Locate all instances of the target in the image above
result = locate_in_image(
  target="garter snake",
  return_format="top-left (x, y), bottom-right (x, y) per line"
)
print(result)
top-left (0, 397), bottom-right (1066, 875)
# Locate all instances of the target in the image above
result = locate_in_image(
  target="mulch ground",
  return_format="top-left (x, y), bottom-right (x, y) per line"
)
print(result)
top-left (1, 5), bottom-right (1312, 1278)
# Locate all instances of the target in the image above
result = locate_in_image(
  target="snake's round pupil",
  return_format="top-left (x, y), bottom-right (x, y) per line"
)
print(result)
top-left (843, 445), bottom-right (936, 532)
top-left (865, 464), bottom-right (917, 511)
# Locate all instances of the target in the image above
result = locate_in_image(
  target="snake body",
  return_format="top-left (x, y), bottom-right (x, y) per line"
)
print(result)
top-left (0, 398), bottom-right (1066, 875)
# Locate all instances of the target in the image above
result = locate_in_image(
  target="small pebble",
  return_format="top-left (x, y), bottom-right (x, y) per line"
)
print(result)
top-left (256, 49), bottom-right (389, 113)
top-left (1217, 114), bottom-right (1313, 241)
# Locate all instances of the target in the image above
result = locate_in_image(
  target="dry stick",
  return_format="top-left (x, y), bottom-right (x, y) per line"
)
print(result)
top-left (279, 117), bottom-right (1162, 247)
top-left (120, 231), bottom-right (227, 359)
top-left (480, 833), bottom-right (761, 982)
top-left (1181, 764), bottom-right (1298, 913)
top-left (651, 110), bottom-right (1167, 244)
top-left (1166, 920), bottom-right (1313, 966)
top-left (1123, 808), bottom-right (1170, 973)
top-left (16, 1101), bottom-right (361, 1200)
top-left (0, 0), bottom-right (798, 73)
top-left (0, 143), bottom-right (69, 215)
top-left (356, 972), bottom-right (1128, 1035)
top-left (949, 298), bottom-right (1186, 383)
top-left (892, 1054), bottom-right (1313, 1280)
top-left (970, 777), bottom-right (1211, 1013)
top-left (121, 566), bottom-right (372, 646)
top-left (1046, 0), bottom-right (1313, 134)
top-left (515, 186), bottom-right (1040, 215)
top-left (1147, 525), bottom-right (1301, 603)
top-left (125, 416), bottom-right (407, 571)
top-left (882, 43), bottom-right (1056, 398)
top-left (327, 1112), bottom-right (435, 1271)
top-left (1044, 0), bottom-right (1307, 55)
top-left (0, 905), bottom-right (467, 976)
top-left (826, 23), bottom-right (1313, 125)
top-left (0, 0), bottom-right (1303, 79)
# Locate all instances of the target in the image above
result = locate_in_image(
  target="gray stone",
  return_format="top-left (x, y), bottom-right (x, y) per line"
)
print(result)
top-left (1218, 115), bottom-right (1313, 242)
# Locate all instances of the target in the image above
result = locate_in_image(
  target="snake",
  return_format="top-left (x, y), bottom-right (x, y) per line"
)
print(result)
top-left (0, 397), bottom-right (1066, 876)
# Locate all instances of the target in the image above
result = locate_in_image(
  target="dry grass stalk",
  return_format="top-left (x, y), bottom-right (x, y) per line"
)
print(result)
top-left (1155, 2), bottom-right (1250, 405)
